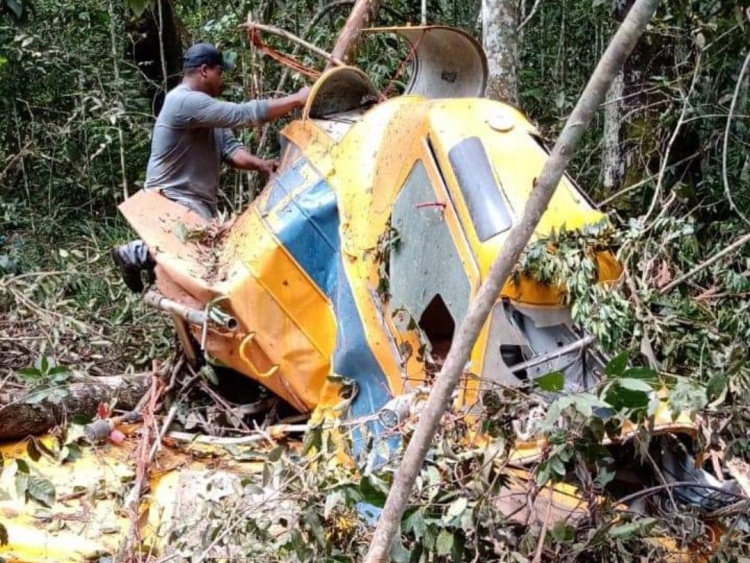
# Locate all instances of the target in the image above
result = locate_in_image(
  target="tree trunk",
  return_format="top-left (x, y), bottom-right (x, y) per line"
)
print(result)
top-left (126, 0), bottom-right (185, 115)
top-left (363, 1), bottom-right (662, 560)
top-left (328, 0), bottom-right (382, 66)
top-left (482, 0), bottom-right (519, 104)
top-left (0, 374), bottom-right (151, 441)
top-left (602, 71), bottom-right (625, 190)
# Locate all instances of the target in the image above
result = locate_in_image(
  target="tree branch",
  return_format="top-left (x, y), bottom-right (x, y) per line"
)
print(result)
top-left (658, 231), bottom-right (750, 294)
top-left (328, 0), bottom-right (382, 66)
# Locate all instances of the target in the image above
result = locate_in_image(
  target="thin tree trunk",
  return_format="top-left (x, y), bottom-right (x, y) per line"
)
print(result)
top-left (602, 71), bottom-right (625, 190)
top-left (0, 374), bottom-right (151, 440)
top-left (482, 0), bottom-right (519, 104)
top-left (328, 0), bottom-right (382, 66)
top-left (362, 0), bottom-right (662, 560)
top-left (106, 0), bottom-right (129, 200)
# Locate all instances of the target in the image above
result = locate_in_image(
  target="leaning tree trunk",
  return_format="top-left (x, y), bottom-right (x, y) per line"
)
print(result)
top-left (482, 0), bottom-right (519, 104)
top-left (363, 0), bottom-right (662, 560)
top-left (329, 0), bottom-right (383, 66)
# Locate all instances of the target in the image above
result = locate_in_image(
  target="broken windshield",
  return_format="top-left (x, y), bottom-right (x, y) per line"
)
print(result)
top-left (448, 137), bottom-right (513, 241)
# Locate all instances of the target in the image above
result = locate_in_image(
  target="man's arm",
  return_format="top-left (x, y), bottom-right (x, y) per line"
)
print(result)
top-left (176, 86), bottom-right (311, 129)
top-left (266, 86), bottom-right (311, 120)
top-left (229, 148), bottom-right (277, 176)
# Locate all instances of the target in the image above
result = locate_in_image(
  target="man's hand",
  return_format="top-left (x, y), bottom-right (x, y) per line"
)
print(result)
top-left (256, 158), bottom-right (279, 177)
top-left (267, 85), bottom-right (312, 120)
top-left (294, 86), bottom-right (311, 108)
top-left (230, 149), bottom-right (278, 176)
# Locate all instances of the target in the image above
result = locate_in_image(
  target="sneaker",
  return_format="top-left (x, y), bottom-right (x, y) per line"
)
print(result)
top-left (110, 246), bottom-right (144, 293)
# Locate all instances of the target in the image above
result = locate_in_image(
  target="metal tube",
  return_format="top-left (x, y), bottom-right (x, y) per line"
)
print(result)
top-left (507, 335), bottom-right (595, 374)
top-left (143, 291), bottom-right (239, 331)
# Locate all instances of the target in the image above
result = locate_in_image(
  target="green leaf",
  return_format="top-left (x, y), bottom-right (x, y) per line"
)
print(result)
top-left (15, 459), bottom-right (29, 474)
top-left (71, 414), bottom-right (93, 425)
top-left (549, 456), bottom-right (566, 477)
top-left (27, 476), bottom-right (56, 507)
top-left (267, 445), bottom-right (284, 463)
top-left (61, 443), bottom-right (82, 463)
top-left (535, 371), bottom-right (565, 393)
top-left (199, 364), bottom-right (219, 385)
top-left (17, 368), bottom-right (42, 379)
top-left (403, 508), bottom-right (427, 540)
top-left (303, 511), bottom-right (326, 547)
top-left (550, 521), bottom-right (575, 542)
top-left (616, 378), bottom-right (653, 393)
top-left (359, 475), bottom-right (387, 508)
top-left (34, 355), bottom-right (53, 374)
top-left (436, 529), bottom-right (454, 556)
top-left (593, 466), bottom-right (616, 489)
top-left (623, 367), bottom-right (658, 381)
top-left (0, 523), bottom-right (7, 546)
top-left (222, 50), bottom-right (238, 69)
top-left (444, 497), bottom-right (468, 521)
top-left (605, 352), bottom-right (628, 376)
top-left (126, 0), bottom-right (153, 17)
top-left (301, 425), bottom-right (322, 456)
top-left (608, 517), bottom-right (657, 539)
top-left (6, 0), bottom-right (23, 19)
top-left (706, 375), bottom-right (727, 402)
top-left (389, 539), bottom-right (411, 563)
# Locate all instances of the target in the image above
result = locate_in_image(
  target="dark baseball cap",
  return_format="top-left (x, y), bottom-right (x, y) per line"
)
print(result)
top-left (183, 43), bottom-right (235, 71)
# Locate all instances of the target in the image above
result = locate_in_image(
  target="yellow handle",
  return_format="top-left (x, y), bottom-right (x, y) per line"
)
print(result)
top-left (239, 332), bottom-right (280, 379)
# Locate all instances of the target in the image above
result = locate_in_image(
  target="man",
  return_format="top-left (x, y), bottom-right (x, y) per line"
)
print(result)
top-left (112, 42), bottom-right (310, 292)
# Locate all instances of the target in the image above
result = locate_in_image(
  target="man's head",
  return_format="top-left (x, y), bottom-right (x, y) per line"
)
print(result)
top-left (182, 43), bottom-right (234, 97)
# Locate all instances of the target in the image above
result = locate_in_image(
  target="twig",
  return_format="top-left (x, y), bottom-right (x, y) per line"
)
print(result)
top-left (642, 52), bottom-right (702, 224)
top-left (167, 424), bottom-right (308, 446)
top-left (519, 0), bottom-right (543, 31)
top-left (199, 379), bottom-right (254, 433)
top-left (123, 375), bottom-right (162, 562)
top-left (241, 21), bottom-right (345, 67)
top-left (531, 488), bottom-right (555, 563)
top-left (148, 403), bottom-right (178, 461)
top-left (615, 480), bottom-right (748, 507)
top-left (722, 49), bottom-right (750, 229)
top-left (659, 231), bottom-right (750, 294)
top-left (596, 151), bottom-right (700, 208)
top-left (156, 0), bottom-right (169, 95)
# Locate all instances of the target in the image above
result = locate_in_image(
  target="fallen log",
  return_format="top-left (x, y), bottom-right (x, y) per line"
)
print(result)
top-left (0, 373), bottom-right (152, 441)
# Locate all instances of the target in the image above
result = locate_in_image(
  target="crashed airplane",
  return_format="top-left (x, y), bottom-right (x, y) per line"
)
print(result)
top-left (2, 26), bottom-right (748, 562)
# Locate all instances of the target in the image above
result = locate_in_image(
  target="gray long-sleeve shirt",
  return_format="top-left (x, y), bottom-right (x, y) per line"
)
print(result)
top-left (144, 85), bottom-right (270, 216)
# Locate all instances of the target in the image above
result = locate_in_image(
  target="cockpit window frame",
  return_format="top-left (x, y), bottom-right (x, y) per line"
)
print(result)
top-left (448, 136), bottom-right (514, 242)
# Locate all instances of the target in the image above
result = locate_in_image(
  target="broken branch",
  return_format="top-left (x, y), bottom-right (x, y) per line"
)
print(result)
top-left (659, 231), bottom-right (750, 294)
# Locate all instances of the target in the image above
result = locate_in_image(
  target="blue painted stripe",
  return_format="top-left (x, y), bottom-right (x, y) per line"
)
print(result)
top-left (274, 179), bottom-right (340, 296)
top-left (270, 174), bottom-right (393, 428)
top-left (263, 159), bottom-right (309, 213)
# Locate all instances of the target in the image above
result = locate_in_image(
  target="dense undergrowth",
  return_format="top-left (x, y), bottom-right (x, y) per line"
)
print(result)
top-left (2, 0), bottom-right (750, 561)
